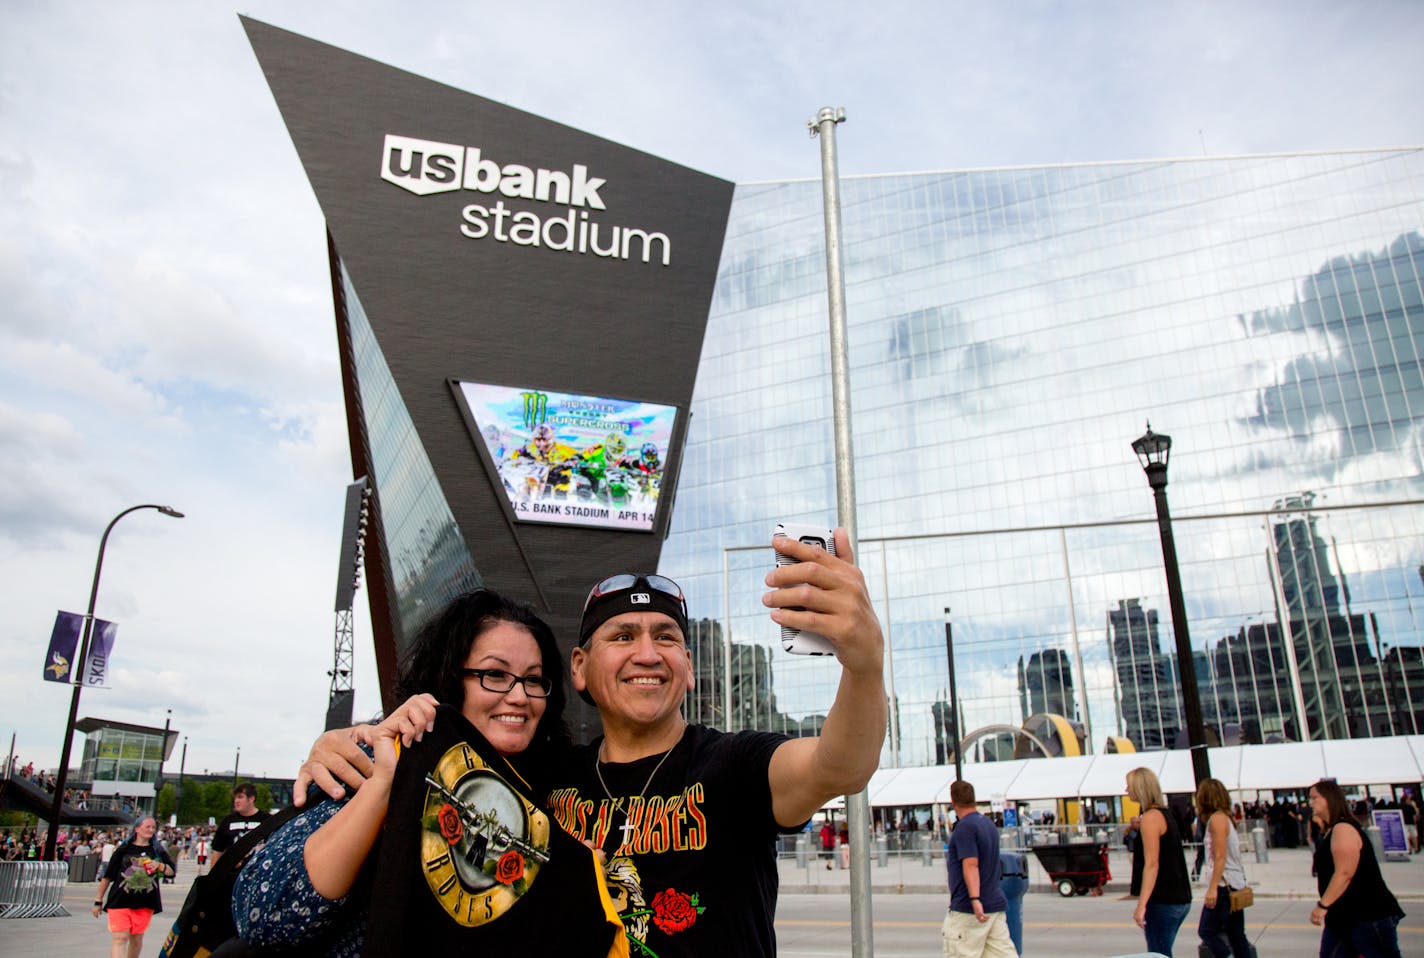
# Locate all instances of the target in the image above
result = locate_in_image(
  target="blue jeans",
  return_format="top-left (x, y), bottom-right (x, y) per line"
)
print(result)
top-left (1319, 915), bottom-right (1403, 958)
top-left (1144, 900), bottom-right (1191, 956)
top-left (1001, 874), bottom-right (1027, 955)
top-left (1197, 888), bottom-right (1252, 957)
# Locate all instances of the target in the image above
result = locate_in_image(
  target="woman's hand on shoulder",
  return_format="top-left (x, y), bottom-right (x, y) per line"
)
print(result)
top-left (367, 722), bottom-right (401, 783)
top-left (379, 694), bottom-right (439, 747)
top-left (295, 727), bottom-right (376, 804)
top-left (365, 694), bottom-right (439, 782)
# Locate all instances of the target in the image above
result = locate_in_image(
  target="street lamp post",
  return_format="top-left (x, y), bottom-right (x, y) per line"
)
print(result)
top-left (44, 504), bottom-right (184, 860)
top-left (944, 608), bottom-right (963, 782)
top-left (233, 747), bottom-right (241, 787)
top-left (177, 736), bottom-right (188, 823)
top-left (1131, 425), bottom-right (1211, 786)
top-left (158, 708), bottom-right (171, 819)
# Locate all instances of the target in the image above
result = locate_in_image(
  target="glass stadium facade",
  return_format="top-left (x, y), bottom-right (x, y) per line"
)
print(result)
top-left (339, 261), bottom-right (482, 647)
top-left (662, 149), bottom-right (1424, 767)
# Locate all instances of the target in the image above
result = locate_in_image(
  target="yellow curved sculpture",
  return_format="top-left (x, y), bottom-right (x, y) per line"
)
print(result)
top-left (1014, 713), bottom-right (1085, 759)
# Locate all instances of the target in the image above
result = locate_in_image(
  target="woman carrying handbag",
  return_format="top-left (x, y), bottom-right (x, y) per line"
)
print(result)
top-left (1194, 778), bottom-right (1253, 957)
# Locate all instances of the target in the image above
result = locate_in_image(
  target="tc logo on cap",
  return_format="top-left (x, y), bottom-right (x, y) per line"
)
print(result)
top-left (631, 593), bottom-right (651, 604)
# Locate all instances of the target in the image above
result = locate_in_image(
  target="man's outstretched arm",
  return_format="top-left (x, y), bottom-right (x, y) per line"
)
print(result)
top-left (763, 528), bottom-right (887, 827)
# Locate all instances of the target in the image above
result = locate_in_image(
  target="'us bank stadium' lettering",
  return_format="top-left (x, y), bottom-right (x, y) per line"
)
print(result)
top-left (382, 135), bottom-right (672, 266)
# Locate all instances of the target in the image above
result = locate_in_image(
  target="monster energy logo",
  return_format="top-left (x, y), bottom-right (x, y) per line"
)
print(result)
top-left (521, 392), bottom-right (549, 430)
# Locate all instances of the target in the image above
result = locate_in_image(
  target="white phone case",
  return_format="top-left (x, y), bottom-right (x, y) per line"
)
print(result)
top-left (773, 522), bottom-right (838, 655)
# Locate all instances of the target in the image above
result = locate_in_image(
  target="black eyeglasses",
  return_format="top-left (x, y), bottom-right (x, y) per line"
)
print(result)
top-left (461, 668), bottom-right (553, 698)
top-left (582, 573), bottom-right (686, 613)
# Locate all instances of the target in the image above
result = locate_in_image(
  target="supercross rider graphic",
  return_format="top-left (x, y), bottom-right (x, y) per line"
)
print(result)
top-left (508, 425), bottom-right (579, 499)
top-left (629, 442), bottom-right (662, 500)
top-left (576, 433), bottom-right (635, 507)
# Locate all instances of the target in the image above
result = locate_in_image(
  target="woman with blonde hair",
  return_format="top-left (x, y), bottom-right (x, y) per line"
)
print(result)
top-left (1125, 767), bottom-right (1192, 955)
top-left (1194, 777), bottom-right (1251, 956)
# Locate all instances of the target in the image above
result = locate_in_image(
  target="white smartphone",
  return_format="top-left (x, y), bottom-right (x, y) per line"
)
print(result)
top-left (772, 522), bottom-right (838, 655)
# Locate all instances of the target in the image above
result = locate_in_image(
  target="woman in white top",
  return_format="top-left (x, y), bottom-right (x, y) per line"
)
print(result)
top-left (1195, 777), bottom-right (1252, 957)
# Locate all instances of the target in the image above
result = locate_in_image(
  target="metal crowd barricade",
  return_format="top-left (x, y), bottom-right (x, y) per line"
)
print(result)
top-left (0, 860), bottom-right (71, 918)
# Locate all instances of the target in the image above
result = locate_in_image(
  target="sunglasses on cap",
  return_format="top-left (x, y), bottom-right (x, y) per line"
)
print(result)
top-left (582, 573), bottom-right (687, 614)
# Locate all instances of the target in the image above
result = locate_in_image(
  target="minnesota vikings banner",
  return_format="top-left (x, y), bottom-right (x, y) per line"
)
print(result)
top-left (41, 611), bottom-right (116, 687)
top-left (42, 611), bottom-right (83, 684)
top-left (363, 704), bottom-right (625, 957)
top-left (85, 618), bottom-right (117, 688)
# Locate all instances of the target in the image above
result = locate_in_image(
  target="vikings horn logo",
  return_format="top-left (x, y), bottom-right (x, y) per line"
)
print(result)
top-left (46, 651), bottom-right (70, 680)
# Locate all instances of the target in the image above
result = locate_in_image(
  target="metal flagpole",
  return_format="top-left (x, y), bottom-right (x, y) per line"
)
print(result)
top-left (808, 104), bottom-right (873, 958)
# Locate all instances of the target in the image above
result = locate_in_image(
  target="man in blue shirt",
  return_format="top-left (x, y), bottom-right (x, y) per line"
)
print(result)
top-left (943, 780), bottom-right (1016, 958)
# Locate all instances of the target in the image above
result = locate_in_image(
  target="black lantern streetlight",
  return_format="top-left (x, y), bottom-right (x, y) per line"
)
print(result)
top-left (1132, 425), bottom-right (1210, 785)
top-left (44, 504), bottom-right (184, 860)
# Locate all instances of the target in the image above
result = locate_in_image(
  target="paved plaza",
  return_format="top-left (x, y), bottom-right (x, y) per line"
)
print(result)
top-left (2, 847), bottom-right (1421, 957)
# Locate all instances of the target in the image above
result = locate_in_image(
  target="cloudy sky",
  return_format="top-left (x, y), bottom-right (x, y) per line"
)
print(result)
top-left (3, 1), bottom-right (1421, 784)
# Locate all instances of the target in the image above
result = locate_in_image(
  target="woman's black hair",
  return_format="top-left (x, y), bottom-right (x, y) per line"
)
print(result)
top-left (393, 589), bottom-right (571, 783)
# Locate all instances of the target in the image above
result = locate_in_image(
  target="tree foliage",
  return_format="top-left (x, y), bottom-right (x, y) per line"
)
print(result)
top-left (155, 783), bottom-right (176, 821)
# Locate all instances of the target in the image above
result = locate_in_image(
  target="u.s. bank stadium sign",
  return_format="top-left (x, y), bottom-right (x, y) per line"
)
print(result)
top-left (381, 134), bottom-right (673, 266)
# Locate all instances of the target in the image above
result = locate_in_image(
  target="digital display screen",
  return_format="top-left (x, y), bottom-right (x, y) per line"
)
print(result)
top-left (454, 381), bottom-right (678, 532)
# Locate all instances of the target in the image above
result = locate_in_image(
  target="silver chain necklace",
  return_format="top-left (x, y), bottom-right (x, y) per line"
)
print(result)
top-left (594, 741), bottom-right (675, 855)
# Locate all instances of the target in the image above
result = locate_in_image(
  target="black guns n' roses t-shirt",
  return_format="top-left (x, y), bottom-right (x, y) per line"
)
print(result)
top-left (547, 725), bottom-right (794, 958)
top-left (363, 705), bottom-right (624, 958)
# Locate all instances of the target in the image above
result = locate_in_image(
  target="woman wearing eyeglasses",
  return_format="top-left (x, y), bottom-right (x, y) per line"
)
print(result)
top-left (233, 589), bottom-right (588, 955)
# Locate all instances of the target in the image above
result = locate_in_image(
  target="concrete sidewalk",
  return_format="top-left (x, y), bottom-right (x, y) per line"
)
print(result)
top-left (0, 868), bottom-right (196, 958)
top-left (3, 847), bottom-right (1420, 957)
top-left (779, 845), bottom-right (1424, 899)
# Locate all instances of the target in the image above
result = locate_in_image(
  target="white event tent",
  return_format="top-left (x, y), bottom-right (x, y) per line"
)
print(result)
top-left (831, 736), bottom-right (1424, 810)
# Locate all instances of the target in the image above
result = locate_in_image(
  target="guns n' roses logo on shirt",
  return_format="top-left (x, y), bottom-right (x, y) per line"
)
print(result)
top-left (420, 741), bottom-right (552, 926)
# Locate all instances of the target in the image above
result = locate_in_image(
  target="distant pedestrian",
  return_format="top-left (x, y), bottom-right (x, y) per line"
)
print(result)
top-left (1191, 813), bottom-right (1206, 882)
top-left (820, 819), bottom-right (835, 870)
top-left (998, 847), bottom-right (1028, 956)
top-left (210, 782), bottom-right (269, 867)
top-left (1416, 790), bottom-right (1424, 855)
top-left (1126, 767), bottom-right (1191, 956)
top-left (1194, 777), bottom-right (1252, 958)
top-left (1308, 779), bottom-right (1405, 958)
top-left (941, 779), bottom-right (1015, 958)
top-left (93, 817), bottom-right (174, 958)
top-left (1401, 792), bottom-right (1421, 855)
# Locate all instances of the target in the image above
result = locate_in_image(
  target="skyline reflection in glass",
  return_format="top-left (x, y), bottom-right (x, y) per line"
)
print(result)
top-left (662, 148), bottom-right (1424, 767)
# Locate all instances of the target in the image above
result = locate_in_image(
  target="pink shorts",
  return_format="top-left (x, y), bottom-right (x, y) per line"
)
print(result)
top-left (107, 907), bottom-right (154, 934)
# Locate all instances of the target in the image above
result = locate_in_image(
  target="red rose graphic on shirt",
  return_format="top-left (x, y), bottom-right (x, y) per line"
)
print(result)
top-left (651, 887), bottom-right (698, 935)
top-left (494, 849), bottom-right (525, 885)
top-left (437, 804), bottom-right (463, 845)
